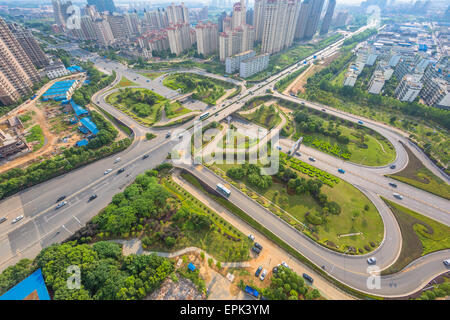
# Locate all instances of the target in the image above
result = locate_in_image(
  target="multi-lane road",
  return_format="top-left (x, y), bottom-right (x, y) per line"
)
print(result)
top-left (0, 24), bottom-right (448, 298)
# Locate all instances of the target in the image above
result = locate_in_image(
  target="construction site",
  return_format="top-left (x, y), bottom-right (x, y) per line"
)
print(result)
top-left (0, 73), bottom-right (99, 174)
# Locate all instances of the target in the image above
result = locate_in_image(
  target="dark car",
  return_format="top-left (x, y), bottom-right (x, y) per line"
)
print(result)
top-left (88, 194), bottom-right (97, 201)
top-left (255, 266), bottom-right (263, 277)
top-left (272, 266), bottom-right (279, 274)
top-left (251, 246), bottom-right (261, 255)
top-left (303, 273), bottom-right (314, 283)
top-left (0, 217), bottom-right (6, 224)
top-left (389, 182), bottom-right (398, 188)
top-left (390, 164), bottom-right (396, 169)
top-left (56, 195), bottom-right (66, 203)
top-left (117, 168), bottom-right (125, 174)
top-left (143, 154), bottom-right (149, 159)
top-left (254, 242), bottom-right (263, 250)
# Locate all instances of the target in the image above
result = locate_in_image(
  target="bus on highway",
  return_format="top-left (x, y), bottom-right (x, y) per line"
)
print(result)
top-left (216, 183), bottom-right (231, 198)
top-left (199, 112), bottom-right (209, 120)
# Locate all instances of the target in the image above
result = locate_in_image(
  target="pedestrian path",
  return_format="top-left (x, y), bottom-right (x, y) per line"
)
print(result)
top-left (110, 239), bottom-right (250, 268)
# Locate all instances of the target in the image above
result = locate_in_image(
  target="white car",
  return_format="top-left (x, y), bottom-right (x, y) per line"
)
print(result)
top-left (259, 269), bottom-right (267, 281)
top-left (444, 259), bottom-right (450, 267)
top-left (393, 193), bottom-right (403, 200)
top-left (281, 261), bottom-right (289, 269)
top-left (248, 234), bottom-right (255, 241)
top-left (104, 168), bottom-right (113, 175)
top-left (56, 201), bottom-right (67, 209)
top-left (12, 215), bottom-right (24, 224)
top-left (367, 257), bottom-right (377, 265)
top-left (114, 157), bottom-right (121, 163)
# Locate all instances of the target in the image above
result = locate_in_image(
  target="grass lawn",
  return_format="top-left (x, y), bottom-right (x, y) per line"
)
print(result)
top-left (212, 161), bottom-right (384, 254)
top-left (246, 96), bottom-right (396, 166)
top-left (381, 199), bottom-right (450, 275)
top-left (246, 33), bottom-right (343, 82)
top-left (25, 125), bottom-right (44, 151)
top-left (106, 88), bottom-right (166, 126)
top-left (163, 73), bottom-right (235, 105)
top-left (294, 125), bottom-right (396, 166)
top-left (161, 176), bottom-right (252, 262)
top-left (387, 144), bottom-right (450, 200)
top-left (114, 76), bottom-right (137, 89)
top-left (219, 130), bottom-right (260, 150)
top-left (240, 105), bottom-right (282, 130)
top-left (164, 101), bottom-right (191, 119)
top-left (138, 72), bottom-right (162, 80)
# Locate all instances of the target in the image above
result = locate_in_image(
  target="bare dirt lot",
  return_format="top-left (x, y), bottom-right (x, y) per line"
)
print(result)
top-left (284, 51), bottom-right (341, 95)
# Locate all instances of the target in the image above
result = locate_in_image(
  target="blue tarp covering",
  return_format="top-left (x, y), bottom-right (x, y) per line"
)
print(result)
top-left (419, 44), bottom-right (428, 51)
top-left (0, 269), bottom-right (50, 300)
top-left (188, 263), bottom-right (196, 271)
top-left (70, 100), bottom-right (88, 117)
top-left (42, 80), bottom-right (76, 100)
top-left (76, 139), bottom-right (89, 147)
top-left (67, 65), bottom-right (82, 73)
top-left (80, 117), bottom-right (99, 135)
top-left (78, 126), bottom-right (89, 134)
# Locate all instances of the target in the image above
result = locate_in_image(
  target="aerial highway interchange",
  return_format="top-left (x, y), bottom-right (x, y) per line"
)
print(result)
top-left (0, 24), bottom-right (449, 299)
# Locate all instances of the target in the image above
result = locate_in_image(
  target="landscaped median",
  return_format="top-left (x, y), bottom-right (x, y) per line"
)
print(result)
top-left (387, 143), bottom-right (450, 200)
top-left (209, 152), bottom-right (384, 255)
top-left (381, 198), bottom-right (450, 276)
top-left (105, 87), bottom-right (186, 127)
top-left (179, 169), bottom-right (382, 300)
top-left (163, 73), bottom-right (236, 105)
top-left (244, 95), bottom-right (396, 166)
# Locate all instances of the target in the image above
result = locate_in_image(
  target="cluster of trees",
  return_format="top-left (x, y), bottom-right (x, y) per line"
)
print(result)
top-left (0, 110), bottom-right (130, 200)
top-left (167, 73), bottom-right (232, 105)
top-left (72, 62), bottom-right (116, 106)
top-left (115, 88), bottom-right (162, 117)
top-left (172, 206), bottom-right (212, 235)
top-left (294, 110), bottom-right (350, 145)
top-left (1, 241), bottom-right (175, 300)
top-left (262, 266), bottom-right (321, 300)
top-left (276, 164), bottom-right (341, 225)
top-left (0, 259), bottom-right (34, 296)
top-left (245, 104), bottom-right (280, 129)
top-left (93, 171), bottom-right (172, 236)
top-left (39, 241), bottom-right (173, 300)
top-left (227, 164), bottom-right (273, 189)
